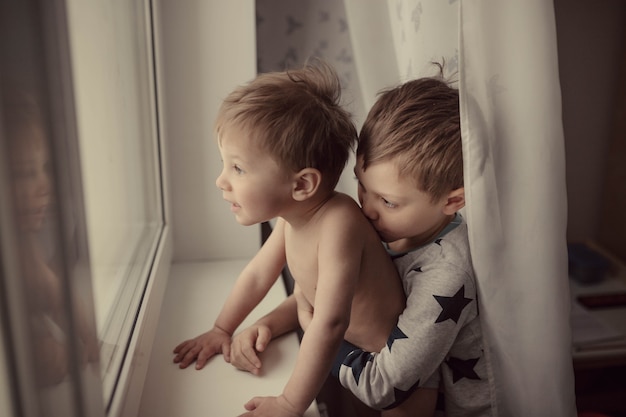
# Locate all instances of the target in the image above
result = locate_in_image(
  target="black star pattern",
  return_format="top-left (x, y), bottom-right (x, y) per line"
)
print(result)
top-left (446, 356), bottom-right (481, 383)
top-left (343, 349), bottom-right (373, 384)
top-left (382, 379), bottom-right (421, 410)
top-left (433, 286), bottom-right (472, 324)
top-left (386, 326), bottom-right (408, 351)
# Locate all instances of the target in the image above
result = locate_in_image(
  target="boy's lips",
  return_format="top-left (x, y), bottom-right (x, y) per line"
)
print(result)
top-left (371, 224), bottom-right (391, 242)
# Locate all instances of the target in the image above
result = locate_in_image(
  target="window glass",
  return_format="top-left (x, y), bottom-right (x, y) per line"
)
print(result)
top-left (65, 0), bottom-right (163, 404)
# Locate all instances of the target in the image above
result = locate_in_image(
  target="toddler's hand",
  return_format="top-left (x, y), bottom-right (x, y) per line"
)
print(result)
top-left (172, 327), bottom-right (231, 370)
top-left (238, 395), bottom-right (301, 417)
top-left (230, 324), bottom-right (273, 375)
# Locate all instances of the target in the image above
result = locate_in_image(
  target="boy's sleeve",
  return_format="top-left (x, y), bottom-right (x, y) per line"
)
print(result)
top-left (333, 264), bottom-right (476, 409)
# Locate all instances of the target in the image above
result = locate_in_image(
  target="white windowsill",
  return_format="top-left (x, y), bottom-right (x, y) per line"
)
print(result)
top-left (137, 259), bottom-right (320, 417)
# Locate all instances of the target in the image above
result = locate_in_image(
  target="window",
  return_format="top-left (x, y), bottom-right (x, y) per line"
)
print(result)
top-left (0, 0), bottom-right (166, 415)
top-left (64, 0), bottom-right (163, 404)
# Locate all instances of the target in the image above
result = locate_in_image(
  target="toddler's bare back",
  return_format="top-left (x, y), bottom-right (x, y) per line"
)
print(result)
top-left (285, 193), bottom-right (405, 353)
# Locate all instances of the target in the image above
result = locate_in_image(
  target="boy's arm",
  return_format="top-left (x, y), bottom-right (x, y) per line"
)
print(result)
top-left (173, 221), bottom-right (288, 369)
top-left (244, 213), bottom-right (364, 416)
top-left (335, 266), bottom-right (476, 409)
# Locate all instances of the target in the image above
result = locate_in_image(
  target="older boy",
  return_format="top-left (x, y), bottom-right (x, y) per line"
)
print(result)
top-left (230, 73), bottom-right (495, 416)
top-left (171, 61), bottom-right (430, 417)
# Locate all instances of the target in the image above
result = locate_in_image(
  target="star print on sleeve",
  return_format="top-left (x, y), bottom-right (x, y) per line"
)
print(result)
top-left (433, 285), bottom-right (472, 323)
top-left (446, 356), bottom-right (481, 383)
top-left (386, 326), bottom-right (408, 351)
top-left (382, 379), bottom-right (422, 410)
top-left (343, 348), bottom-right (374, 384)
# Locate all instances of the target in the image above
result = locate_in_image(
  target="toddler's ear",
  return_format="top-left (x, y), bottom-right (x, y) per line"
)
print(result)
top-left (292, 168), bottom-right (321, 201)
top-left (442, 187), bottom-right (465, 215)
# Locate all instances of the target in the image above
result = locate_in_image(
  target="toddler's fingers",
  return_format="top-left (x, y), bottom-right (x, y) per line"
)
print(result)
top-left (176, 345), bottom-right (200, 368)
top-left (244, 397), bottom-right (262, 411)
top-left (242, 343), bottom-right (262, 371)
top-left (172, 341), bottom-right (188, 358)
top-left (255, 327), bottom-right (272, 352)
top-left (194, 352), bottom-right (211, 370)
top-left (173, 348), bottom-right (189, 364)
top-left (172, 339), bottom-right (190, 354)
top-left (230, 346), bottom-right (258, 374)
top-left (194, 346), bottom-right (215, 370)
top-left (222, 341), bottom-right (231, 363)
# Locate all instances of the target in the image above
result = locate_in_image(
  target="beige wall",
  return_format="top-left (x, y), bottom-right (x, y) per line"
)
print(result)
top-left (158, 1), bottom-right (260, 262)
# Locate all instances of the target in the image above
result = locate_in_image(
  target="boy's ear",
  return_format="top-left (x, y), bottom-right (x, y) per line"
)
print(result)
top-left (442, 187), bottom-right (465, 215)
top-left (292, 168), bottom-right (322, 201)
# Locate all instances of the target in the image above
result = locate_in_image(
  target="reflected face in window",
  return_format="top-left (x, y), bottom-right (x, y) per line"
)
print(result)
top-left (10, 125), bottom-right (52, 232)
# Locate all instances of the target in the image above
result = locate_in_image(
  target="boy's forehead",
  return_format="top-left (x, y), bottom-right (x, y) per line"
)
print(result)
top-left (356, 158), bottom-right (419, 195)
top-left (355, 155), bottom-right (400, 177)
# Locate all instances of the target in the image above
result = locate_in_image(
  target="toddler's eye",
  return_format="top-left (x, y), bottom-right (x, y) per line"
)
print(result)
top-left (233, 165), bottom-right (243, 174)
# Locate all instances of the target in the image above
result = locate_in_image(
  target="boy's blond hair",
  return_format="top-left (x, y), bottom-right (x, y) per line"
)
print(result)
top-left (215, 60), bottom-right (356, 191)
top-left (358, 75), bottom-right (463, 202)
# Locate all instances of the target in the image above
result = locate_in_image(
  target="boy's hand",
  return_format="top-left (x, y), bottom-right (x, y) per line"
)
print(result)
top-left (238, 395), bottom-right (301, 417)
top-left (172, 327), bottom-right (231, 370)
top-left (230, 324), bottom-right (273, 375)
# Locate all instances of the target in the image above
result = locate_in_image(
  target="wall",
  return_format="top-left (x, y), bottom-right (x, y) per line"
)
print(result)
top-left (555, 0), bottom-right (626, 243)
top-left (158, 0), bottom-right (259, 262)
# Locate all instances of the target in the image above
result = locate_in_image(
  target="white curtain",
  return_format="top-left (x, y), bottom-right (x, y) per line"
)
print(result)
top-left (345, 0), bottom-right (577, 415)
top-left (256, 0), bottom-right (578, 414)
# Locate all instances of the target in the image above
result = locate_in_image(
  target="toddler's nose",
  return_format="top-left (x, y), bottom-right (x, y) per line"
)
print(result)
top-left (215, 171), bottom-right (227, 191)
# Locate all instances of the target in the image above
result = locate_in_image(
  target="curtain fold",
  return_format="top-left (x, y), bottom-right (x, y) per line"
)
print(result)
top-left (343, 0), bottom-right (399, 115)
top-left (459, 1), bottom-right (576, 415)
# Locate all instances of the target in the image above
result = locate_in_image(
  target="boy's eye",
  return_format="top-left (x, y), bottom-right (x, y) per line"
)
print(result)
top-left (232, 164), bottom-right (243, 174)
top-left (382, 198), bottom-right (397, 209)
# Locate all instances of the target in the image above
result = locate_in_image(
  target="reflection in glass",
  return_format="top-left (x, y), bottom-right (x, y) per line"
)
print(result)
top-left (10, 94), bottom-right (76, 387)
top-left (0, 1), bottom-right (106, 415)
top-left (1, 88), bottom-right (101, 416)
